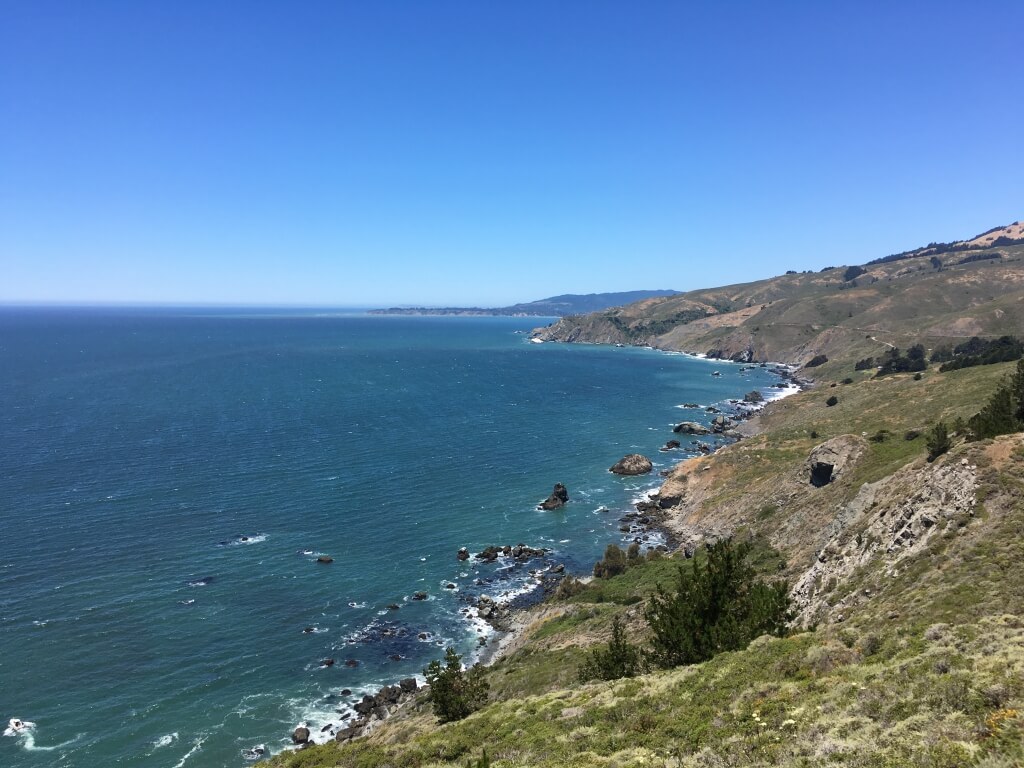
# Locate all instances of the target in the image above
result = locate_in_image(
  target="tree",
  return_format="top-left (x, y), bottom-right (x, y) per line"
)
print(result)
top-left (593, 543), bottom-right (629, 578)
top-left (578, 616), bottom-right (644, 682)
top-left (645, 538), bottom-right (791, 669)
top-left (424, 647), bottom-right (489, 722)
top-left (926, 422), bottom-right (952, 461)
top-left (969, 385), bottom-right (1019, 440)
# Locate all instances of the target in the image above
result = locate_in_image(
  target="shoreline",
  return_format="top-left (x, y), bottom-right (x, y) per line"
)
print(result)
top-left (286, 347), bottom-right (807, 751)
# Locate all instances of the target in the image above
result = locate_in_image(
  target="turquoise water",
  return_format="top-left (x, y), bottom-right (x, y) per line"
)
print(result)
top-left (0, 308), bottom-right (787, 766)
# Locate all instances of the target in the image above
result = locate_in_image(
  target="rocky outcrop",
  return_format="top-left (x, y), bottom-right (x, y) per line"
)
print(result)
top-left (292, 726), bottom-right (310, 744)
top-left (335, 678), bottom-right (421, 743)
top-left (609, 454), bottom-right (653, 475)
top-left (791, 455), bottom-right (980, 626)
top-left (804, 435), bottom-right (863, 487)
top-left (674, 421), bottom-right (710, 435)
top-left (743, 390), bottom-right (764, 404)
top-left (660, 440), bottom-right (681, 451)
top-left (539, 483), bottom-right (569, 510)
top-left (474, 544), bottom-right (548, 562)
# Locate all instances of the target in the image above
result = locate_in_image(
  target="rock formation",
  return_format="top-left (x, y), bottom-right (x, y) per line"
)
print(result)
top-left (539, 483), bottom-right (569, 510)
top-left (609, 454), bottom-right (653, 475)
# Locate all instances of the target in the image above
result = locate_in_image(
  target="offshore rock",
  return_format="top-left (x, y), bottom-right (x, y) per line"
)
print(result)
top-left (674, 421), bottom-right (710, 435)
top-left (539, 483), bottom-right (570, 510)
top-left (292, 726), bottom-right (310, 744)
top-left (609, 454), bottom-right (653, 475)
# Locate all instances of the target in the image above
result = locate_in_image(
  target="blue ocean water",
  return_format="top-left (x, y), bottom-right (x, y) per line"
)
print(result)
top-left (0, 308), bottom-right (788, 767)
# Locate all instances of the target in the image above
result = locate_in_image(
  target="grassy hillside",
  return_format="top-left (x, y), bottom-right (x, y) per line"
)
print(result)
top-left (533, 235), bottom-right (1024, 369)
top-left (270, 359), bottom-right (1024, 768)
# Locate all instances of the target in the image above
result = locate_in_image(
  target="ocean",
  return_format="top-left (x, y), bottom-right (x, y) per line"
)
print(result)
top-left (0, 308), bottom-right (792, 767)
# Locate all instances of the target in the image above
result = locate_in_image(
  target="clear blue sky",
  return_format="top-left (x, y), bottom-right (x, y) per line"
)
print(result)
top-left (2, 1), bottom-right (1022, 306)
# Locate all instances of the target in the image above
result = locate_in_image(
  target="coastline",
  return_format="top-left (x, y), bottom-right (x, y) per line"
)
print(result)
top-left (286, 344), bottom-right (807, 752)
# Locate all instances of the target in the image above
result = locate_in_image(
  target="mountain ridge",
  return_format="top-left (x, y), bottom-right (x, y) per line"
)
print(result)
top-left (367, 290), bottom-right (680, 317)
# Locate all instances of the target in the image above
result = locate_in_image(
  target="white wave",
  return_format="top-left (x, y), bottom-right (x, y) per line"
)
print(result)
top-left (152, 732), bottom-right (179, 749)
top-left (347, 601), bottom-right (368, 608)
top-left (172, 736), bottom-right (207, 768)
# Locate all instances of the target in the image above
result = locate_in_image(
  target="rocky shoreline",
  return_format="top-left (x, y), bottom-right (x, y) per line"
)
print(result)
top-left (284, 354), bottom-right (807, 753)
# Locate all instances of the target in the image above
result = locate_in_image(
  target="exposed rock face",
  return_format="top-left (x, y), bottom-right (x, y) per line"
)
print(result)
top-left (805, 436), bottom-right (863, 487)
top-left (292, 726), bottom-right (310, 744)
top-left (674, 421), bottom-right (710, 435)
top-left (539, 483), bottom-right (569, 510)
top-left (609, 454), bottom-right (653, 475)
top-left (791, 455), bottom-right (980, 626)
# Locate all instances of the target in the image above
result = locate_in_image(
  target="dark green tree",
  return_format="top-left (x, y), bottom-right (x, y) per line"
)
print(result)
top-left (578, 616), bottom-right (644, 682)
top-left (925, 422), bottom-right (952, 461)
top-left (969, 385), bottom-right (1019, 440)
top-left (593, 543), bottom-right (629, 578)
top-left (645, 538), bottom-right (791, 669)
top-left (423, 647), bottom-right (489, 723)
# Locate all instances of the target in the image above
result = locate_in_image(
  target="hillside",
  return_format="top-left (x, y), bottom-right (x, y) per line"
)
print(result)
top-left (532, 229), bottom-right (1024, 373)
top-left (272, 226), bottom-right (1024, 768)
top-left (368, 290), bottom-right (680, 317)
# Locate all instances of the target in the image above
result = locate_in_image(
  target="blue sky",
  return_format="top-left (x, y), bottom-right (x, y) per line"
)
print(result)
top-left (2, 1), bottom-right (1022, 306)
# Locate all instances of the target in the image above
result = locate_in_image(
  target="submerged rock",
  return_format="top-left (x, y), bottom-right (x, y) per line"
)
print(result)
top-left (609, 454), bottom-right (653, 475)
top-left (316, 555), bottom-right (334, 564)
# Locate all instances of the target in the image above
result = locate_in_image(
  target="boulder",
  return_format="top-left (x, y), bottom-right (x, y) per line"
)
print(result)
top-left (411, 591), bottom-right (428, 601)
top-left (456, 547), bottom-right (470, 561)
top-left (539, 483), bottom-right (570, 510)
top-left (292, 726), bottom-right (310, 744)
top-left (743, 390), bottom-right (764, 404)
top-left (316, 555), bottom-right (334, 564)
top-left (399, 677), bottom-right (418, 693)
top-left (660, 439), bottom-right (682, 451)
top-left (674, 421), bottom-right (710, 435)
top-left (609, 454), bottom-right (653, 475)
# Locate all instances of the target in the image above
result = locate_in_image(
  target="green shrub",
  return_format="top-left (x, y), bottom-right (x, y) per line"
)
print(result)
top-left (969, 360), bottom-right (1024, 439)
top-left (645, 538), bottom-right (792, 669)
top-left (578, 616), bottom-right (644, 682)
top-left (424, 647), bottom-right (489, 722)
top-left (826, 395), bottom-right (838, 407)
top-left (594, 543), bottom-right (630, 579)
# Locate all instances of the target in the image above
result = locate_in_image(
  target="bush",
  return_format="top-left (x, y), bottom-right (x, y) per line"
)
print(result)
top-left (926, 422), bottom-right (952, 462)
top-left (424, 647), bottom-right (489, 722)
top-left (843, 265), bottom-right (866, 281)
top-left (875, 347), bottom-right (928, 377)
top-left (842, 377), bottom-right (854, 384)
top-left (939, 335), bottom-right (1024, 372)
top-left (855, 357), bottom-right (875, 371)
top-left (805, 354), bottom-right (828, 368)
top-left (826, 395), bottom-right (838, 407)
top-left (594, 543), bottom-right (630, 579)
top-left (577, 616), bottom-right (644, 682)
top-left (645, 538), bottom-right (791, 669)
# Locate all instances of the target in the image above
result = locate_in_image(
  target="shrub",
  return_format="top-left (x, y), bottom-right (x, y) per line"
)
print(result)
top-left (842, 377), bottom-right (854, 384)
top-left (843, 265), bottom-right (866, 281)
top-left (855, 357), bottom-right (875, 371)
top-left (875, 347), bottom-right (927, 377)
top-left (645, 538), bottom-right (791, 669)
top-left (577, 616), bottom-right (644, 682)
top-left (939, 335), bottom-right (1024, 372)
top-left (826, 395), bottom-right (838, 407)
top-left (424, 647), bottom-right (489, 722)
top-left (926, 422), bottom-right (952, 462)
top-left (805, 354), bottom-right (828, 368)
top-left (594, 543), bottom-right (630, 578)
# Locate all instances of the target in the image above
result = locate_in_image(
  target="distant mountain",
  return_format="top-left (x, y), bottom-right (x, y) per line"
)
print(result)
top-left (367, 290), bottom-right (680, 317)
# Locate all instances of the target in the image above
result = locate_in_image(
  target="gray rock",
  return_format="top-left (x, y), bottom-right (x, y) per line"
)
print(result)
top-left (292, 726), bottom-right (310, 744)
top-left (609, 454), bottom-right (653, 475)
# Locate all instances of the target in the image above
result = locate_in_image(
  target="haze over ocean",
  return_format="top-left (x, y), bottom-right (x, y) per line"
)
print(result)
top-left (0, 308), bottom-right (789, 766)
